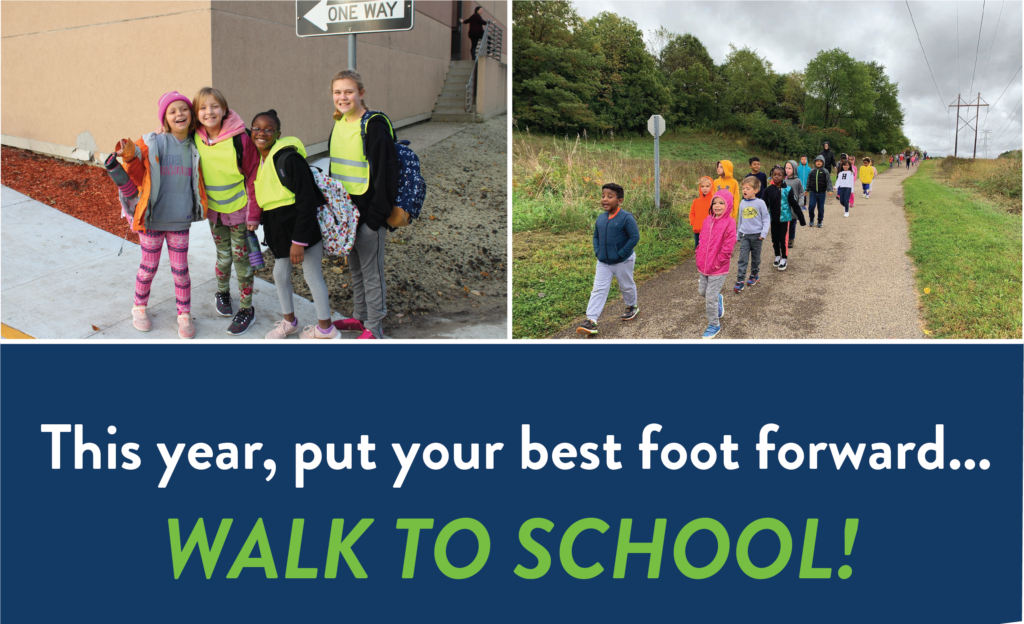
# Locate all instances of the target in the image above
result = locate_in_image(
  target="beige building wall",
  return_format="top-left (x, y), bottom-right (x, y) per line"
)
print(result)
top-left (1, 0), bottom-right (506, 162)
top-left (1, 1), bottom-right (213, 160)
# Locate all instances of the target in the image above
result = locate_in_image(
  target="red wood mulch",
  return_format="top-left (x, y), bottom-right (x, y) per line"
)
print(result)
top-left (1, 146), bottom-right (139, 244)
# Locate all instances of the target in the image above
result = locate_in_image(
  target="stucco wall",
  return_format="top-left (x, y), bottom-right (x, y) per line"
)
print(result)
top-left (1, 2), bottom-right (212, 158)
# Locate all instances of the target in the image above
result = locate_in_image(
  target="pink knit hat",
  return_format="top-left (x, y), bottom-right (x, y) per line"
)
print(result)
top-left (158, 91), bottom-right (192, 125)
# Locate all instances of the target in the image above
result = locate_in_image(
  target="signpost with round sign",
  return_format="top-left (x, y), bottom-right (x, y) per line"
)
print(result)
top-left (648, 115), bottom-right (666, 210)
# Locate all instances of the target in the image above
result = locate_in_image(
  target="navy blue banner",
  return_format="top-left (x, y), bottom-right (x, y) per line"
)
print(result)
top-left (2, 345), bottom-right (1021, 623)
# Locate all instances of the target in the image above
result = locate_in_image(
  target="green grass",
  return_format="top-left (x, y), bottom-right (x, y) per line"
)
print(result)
top-left (512, 128), bottom-right (890, 338)
top-left (902, 161), bottom-right (1022, 338)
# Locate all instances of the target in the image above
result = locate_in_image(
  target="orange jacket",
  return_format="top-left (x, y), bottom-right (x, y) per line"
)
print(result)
top-left (713, 160), bottom-right (740, 219)
top-left (689, 176), bottom-right (715, 233)
top-left (122, 134), bottom-right (208, 232)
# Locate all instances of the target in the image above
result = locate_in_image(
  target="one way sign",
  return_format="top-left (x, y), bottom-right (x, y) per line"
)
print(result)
top-left (296, 0), bottom-right (414, 37)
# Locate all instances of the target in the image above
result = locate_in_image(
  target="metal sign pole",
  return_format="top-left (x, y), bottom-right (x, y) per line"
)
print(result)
top-left (654, 116), bottom-right (660, 211)
top-left (349, 33), bottom-right (357, 69)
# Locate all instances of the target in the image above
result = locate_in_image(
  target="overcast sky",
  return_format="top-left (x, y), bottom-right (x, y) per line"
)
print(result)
top-left (572, 1), bottom-right (1023, 156)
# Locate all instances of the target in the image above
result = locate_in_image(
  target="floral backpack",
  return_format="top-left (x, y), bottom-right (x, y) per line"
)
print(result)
top-left (311, 168), bottom-right (359, 257)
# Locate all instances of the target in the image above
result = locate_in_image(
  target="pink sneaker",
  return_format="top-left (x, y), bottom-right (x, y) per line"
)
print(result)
top-left (132, 305), bottom-right (151, 332)
top-left (177, 313), bottom-right (196, 339)
top-left (265, 318), bottom-right (300, 339)
top-left (333, 318), bottom-right (365, 332)
top-left (300, 324), bottom-right (339, 340)
top-left (356, 329), bottom-right (377, 339)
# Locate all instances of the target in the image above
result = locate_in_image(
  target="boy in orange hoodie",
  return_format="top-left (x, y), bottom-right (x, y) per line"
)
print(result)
top-left (688, 176), bottom-right (714, 251)
top-left (713, 160), bottom-right (740, 219)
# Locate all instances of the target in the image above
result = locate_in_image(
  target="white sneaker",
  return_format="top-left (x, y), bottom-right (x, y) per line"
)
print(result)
top-left (265, 318), bottom-right (300, 339)
top-left (773, 255), bottom-right (781, 266)
top-left (778, 258), bottom-right (788, 271)
top-left (844, 212), bottom-right (849, 218)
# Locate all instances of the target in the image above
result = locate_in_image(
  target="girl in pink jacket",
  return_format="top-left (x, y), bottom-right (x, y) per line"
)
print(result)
top-left (695, 190), bottom-right (737, 339)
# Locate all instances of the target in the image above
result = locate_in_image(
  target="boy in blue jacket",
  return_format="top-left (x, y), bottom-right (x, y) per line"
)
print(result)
top-left (577, 183), bottom-right (640, 336)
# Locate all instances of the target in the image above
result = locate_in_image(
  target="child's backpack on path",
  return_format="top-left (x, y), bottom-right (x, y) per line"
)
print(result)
top-left (310, 167), bottom-right (360, 257)
top-left (360, 110), bottom-right (426, 228)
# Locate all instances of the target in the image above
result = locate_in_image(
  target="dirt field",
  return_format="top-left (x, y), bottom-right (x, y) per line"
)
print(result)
top-left (258, 115), bottom-right (508, 333)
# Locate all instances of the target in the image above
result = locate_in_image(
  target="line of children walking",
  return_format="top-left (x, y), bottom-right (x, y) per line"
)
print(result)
top-left (115, 72), bottom-right (395, 340)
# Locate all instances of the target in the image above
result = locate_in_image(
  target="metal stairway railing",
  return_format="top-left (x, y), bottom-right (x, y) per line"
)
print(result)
top-left (465, 21), bottom-right (504, 112)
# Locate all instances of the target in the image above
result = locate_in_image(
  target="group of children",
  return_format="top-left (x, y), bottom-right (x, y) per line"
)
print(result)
top-left (576, 145), bottom-right (877, 340)
top-left (115, 71), bottom-right (396, 340)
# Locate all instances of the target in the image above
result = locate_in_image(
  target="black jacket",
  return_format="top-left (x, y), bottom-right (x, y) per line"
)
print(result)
top-left (821, 148), bottom-right (836, 172)
top-left (763, 183), bottom-right (805, 225)
top-left (463, 12), bottom-right (486, 37)
top-left (261, 148), bottom-right (325, 259)
top-left (806, 168), bottom-right (830, 194)
top-left (328, 116), bottom-right (399, 232)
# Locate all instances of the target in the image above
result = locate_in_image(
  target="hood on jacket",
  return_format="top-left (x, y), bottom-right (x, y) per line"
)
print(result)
top-left (717, 160), bottom-right (735, 179)
top-left (786, 160), bottom-right (799, 178)
top-left (710, 189), bottom-right (734, 218)
top-left (814, 154), bottom-right (825, 165)
top-left (196, 110), bottom-right (247, 145)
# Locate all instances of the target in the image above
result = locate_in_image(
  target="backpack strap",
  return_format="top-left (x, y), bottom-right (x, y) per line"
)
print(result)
top-left (359, 110), bottom-right (395, 161)
top-left (232, 130), bottom-right (250, 173)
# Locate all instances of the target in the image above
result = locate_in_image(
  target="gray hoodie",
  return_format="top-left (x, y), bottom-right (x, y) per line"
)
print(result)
top-left (785, 160), bottom-right (804, 206)
top-left (737, 197), bottom-right (770, 239)
top-left (119, 131), bottom-right (204, 232)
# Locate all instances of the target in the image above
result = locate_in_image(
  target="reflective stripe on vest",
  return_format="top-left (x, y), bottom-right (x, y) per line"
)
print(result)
top-left (195, 136), bottom-right (247, 213)
top-left (329, 117), bottom-right (369, 194)
top-left (254, 137), bottom-right (307, 212)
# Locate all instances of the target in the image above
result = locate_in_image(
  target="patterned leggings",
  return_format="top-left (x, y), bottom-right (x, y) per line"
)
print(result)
top-left (210, 220), bottom-right (254, 308)
top-left (135, 229), bottom-right (191, 314)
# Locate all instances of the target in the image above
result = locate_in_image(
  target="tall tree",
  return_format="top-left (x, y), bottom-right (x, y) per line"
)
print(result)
top-left (659, 33), bottom-right (719, 125)
top-left (803, 48), bottom-right (874, 131)
top-left (719, 45), bottom-right (776, 115)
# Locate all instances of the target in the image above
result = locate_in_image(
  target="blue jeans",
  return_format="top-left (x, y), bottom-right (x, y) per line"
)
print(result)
top-left (838, 187), bottom-right (851, 212)
top-left (807, 191), bottom-right (826, 224)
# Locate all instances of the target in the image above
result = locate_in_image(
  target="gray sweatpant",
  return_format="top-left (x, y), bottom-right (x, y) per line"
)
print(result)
top-left (350, 223), bottom-right (387, 339)
top-left (273, 240), bottom-right (332, 320)
top-left (698, 272), bottom-right (727, 327)
top-left (586, 253), bottom-right (637, 322)
top-left (736, 234), bottom-right (763, 282)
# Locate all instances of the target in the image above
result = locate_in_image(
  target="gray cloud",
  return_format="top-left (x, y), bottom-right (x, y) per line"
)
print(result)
top-left (572, 1), bottom-right (1022, 156)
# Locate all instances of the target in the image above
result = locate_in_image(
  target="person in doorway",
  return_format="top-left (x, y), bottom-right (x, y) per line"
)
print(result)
top-left (463, 6), bottom-right (487, 60)
top-left (695, 191), bottom-right (736, 339)
top-left (193, 87), bottom-right (261, 335)
top-left (116, 91), bottom-right (206, 339)
top-left (251, 110), bottom-right (338, 340)
top-left (327, 70), bottom-right (399, 340)
top-left (577, 183), bottom-right (640, 336)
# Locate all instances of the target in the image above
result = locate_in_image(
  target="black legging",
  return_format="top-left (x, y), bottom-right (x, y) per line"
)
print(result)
top-left (771, 221), bottom-right (789, 259)
top-left (470, 35), bottom-right (482, 59)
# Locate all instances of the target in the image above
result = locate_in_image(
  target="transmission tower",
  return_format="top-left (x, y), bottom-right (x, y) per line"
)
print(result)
top-left (949, 93), bottom-right (990, 158)
top-left (979, 129), bottom-right (994, 158)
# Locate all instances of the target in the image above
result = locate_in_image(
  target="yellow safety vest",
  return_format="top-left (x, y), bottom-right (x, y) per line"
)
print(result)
top-left (255, 137), bottom-right (307, 212)
top-left (196, 136), bottom-right (247, 213)
top-left (329, 113), bottom-right (393, 196)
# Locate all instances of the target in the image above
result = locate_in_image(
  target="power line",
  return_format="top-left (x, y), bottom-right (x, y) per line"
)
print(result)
top-left (978, 1), bottom-right (1004, 95)
top-left (984, 63), bottom-right (1022, 121)
top-left (956, 1), bottom-right (961, 96)
top-left (905, 1), bottom-right (953, 153)
top-left (968, 1), bottom-right (985, 96)
top-left (989, 93), bottom-right (1022, 144)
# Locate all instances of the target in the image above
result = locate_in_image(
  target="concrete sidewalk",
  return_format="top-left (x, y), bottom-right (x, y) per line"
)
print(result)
top-left (1, 186), bottom-right (344, 340)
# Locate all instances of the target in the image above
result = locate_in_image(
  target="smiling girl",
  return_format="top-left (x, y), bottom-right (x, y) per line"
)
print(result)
top-left (327, 70), bottom-right (399, 340)
top-left (193, 87), bottom-right (261, 335)
top-left (115, 91), bottom-right (207, 339)
top-left (694, 190), bottom-right (736, 339)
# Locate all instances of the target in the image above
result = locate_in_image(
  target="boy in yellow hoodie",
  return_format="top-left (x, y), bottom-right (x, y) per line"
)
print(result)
top-left (713, 160), bottom-right (740, 219)
top-left (859, 157), bottom-right (877, 199)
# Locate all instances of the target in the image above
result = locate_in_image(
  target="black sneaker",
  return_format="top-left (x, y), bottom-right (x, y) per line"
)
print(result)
top-left (817, 222), bottom-right (823, 228)
top-left (621, 306), bottom-right (639, 321)
top-left (227, 306), bottom-right (255, 335)
top-left (576, 319), bottom-right (598, 336)
top-left (215, 291), bottom-right (232, 317)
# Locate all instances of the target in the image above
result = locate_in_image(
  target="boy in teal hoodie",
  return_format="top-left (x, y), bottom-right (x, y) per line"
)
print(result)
top-left (797, 156), bottom-right (812, 207)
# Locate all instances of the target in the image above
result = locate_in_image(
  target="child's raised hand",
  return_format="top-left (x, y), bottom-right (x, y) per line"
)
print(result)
top-left (116, 139), bottom-right (135, 163)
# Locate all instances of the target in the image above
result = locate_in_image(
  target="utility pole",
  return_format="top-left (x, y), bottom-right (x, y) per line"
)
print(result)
top-left (948, 93), bottom-right (989, 158)
top-left (980, 129), bottom-right (994, 158)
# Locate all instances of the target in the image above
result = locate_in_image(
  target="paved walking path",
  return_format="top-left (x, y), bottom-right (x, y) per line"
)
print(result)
top-left (554, 164), bottom-right (925, 339)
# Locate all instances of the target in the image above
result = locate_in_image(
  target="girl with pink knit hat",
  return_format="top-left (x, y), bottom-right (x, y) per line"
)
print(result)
top-left (114, 91), bottom-right (208, 338)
